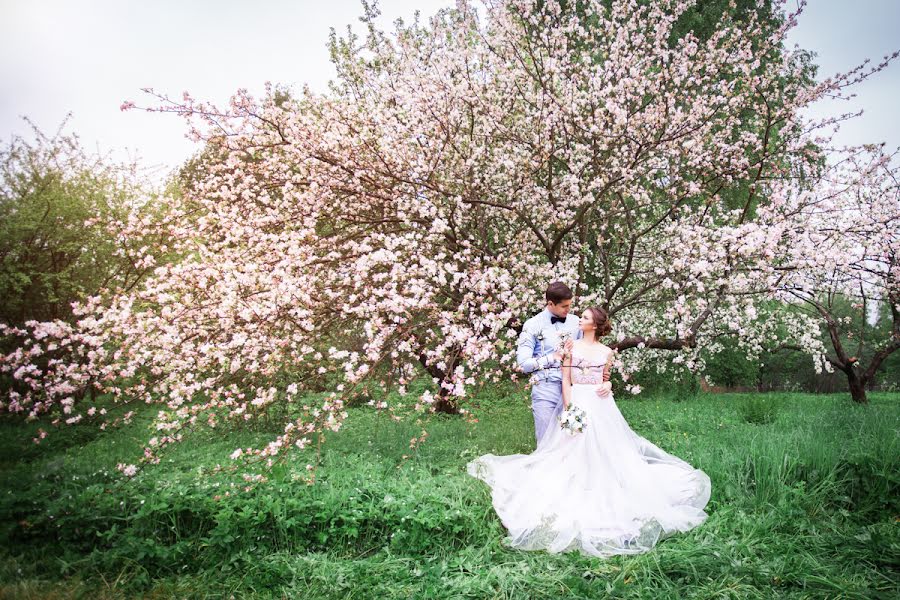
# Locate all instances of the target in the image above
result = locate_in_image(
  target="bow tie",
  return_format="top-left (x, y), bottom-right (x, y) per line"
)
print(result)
top-left (550, 316), bottom-right (566, 325)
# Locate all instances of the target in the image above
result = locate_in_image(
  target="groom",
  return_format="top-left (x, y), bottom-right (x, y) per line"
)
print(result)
top-left (517, 282), bottom-right (582, 444)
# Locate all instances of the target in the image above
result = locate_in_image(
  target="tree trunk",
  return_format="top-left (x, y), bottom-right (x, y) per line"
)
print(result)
top-left (433, 391), bottom-right (459, 415)
top-left (416, 350), bottom-right (461, 415)
top-left (845, 369), bottom-right (868, 405)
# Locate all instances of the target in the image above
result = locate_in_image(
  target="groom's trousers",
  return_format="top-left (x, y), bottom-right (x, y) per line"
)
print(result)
top-left (531, 379), bottom-right (564, 444)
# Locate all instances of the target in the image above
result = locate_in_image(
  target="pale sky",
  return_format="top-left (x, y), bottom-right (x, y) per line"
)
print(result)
top-left (1, 1), bottom-right (897, 181)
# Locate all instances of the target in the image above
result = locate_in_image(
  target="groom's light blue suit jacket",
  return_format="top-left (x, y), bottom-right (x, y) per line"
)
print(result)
top-left (516, 308), bottom-right (582, 384)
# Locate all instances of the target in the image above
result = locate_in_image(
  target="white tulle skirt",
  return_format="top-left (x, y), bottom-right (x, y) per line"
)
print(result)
top-left (467, 384), bottom-right (711, 557)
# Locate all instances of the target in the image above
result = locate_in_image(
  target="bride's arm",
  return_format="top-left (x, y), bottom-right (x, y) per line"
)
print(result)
top-left (561, 351), bottom-right (572, 410)
top-left (602, 347), bottom-right (615, 383)
top-left (595, 346), bottom-right (614, 397)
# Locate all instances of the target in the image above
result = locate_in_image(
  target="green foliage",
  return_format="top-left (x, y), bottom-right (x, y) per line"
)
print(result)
top-left (670, 0), bottom-right (780, 45)
top-left (0, 118), bottom-right (157, 327)
top-left (1, 387), bottom-right (897, 598)
top-left (627, 364), bottom-right (703, 401)
top-left (703, 339), bottom-right (761, 388)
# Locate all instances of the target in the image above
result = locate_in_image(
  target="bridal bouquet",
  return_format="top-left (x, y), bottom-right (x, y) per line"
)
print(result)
top-left (558, 404), bottom-right (587, 435)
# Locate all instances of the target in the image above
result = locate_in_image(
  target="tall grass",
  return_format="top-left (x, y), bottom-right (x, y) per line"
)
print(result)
top-left (0, 389), bottom-right (897, 598)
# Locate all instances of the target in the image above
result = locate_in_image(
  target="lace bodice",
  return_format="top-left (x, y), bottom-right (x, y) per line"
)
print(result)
top-left (569, 347), bottom-right (610, 384)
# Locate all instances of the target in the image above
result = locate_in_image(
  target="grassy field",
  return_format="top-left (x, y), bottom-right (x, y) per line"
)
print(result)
top-left (1, 387), bottom-right (897, 599)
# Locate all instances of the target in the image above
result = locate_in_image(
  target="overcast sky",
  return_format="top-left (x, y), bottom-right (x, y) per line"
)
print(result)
top-left (1, 1), bottom-right (897, 181)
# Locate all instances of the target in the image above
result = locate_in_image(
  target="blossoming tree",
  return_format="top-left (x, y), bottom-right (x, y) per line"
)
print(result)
top-left (1, 0), bottom-right (897, 473)
top-left (772, 148), bottom-right (899, 404)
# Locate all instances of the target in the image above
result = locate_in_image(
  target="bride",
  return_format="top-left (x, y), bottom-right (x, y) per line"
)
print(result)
top-left (467, 306), bottom-right (711, 557)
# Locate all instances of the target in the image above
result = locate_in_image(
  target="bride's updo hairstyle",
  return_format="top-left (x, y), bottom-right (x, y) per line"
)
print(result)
top-left (586, 306), bottom-right (612, 337)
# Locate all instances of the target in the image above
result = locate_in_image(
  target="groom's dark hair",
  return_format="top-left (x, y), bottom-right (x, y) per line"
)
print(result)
top-left (545, 282), bottom-right (573, 304)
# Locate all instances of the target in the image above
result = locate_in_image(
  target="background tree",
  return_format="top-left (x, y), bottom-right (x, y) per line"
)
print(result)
top-left (774, 148), bottom-right (900, 404)
top-left (0, 118), bottom-right (171, 411)
top-left (0, 118), bottom-right (159, 327)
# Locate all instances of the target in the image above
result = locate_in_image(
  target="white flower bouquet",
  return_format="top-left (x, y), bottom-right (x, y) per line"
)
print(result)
top-left (558, 403), bottom-right (587, 435)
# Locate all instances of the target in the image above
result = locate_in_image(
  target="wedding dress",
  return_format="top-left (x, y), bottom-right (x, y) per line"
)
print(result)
top-left (467, 346), bottom-right (711, 557)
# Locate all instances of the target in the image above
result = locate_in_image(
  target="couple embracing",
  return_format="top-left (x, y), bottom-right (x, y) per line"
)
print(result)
top-left (467, 282), bottom-right (711, 558)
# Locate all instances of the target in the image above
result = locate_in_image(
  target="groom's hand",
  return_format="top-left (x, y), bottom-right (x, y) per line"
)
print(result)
top-left (595, 382), bottom-right (612, 397)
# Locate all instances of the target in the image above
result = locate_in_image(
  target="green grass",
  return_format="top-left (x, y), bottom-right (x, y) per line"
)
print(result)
top-left (0, 388), bottom-right (898, 599)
